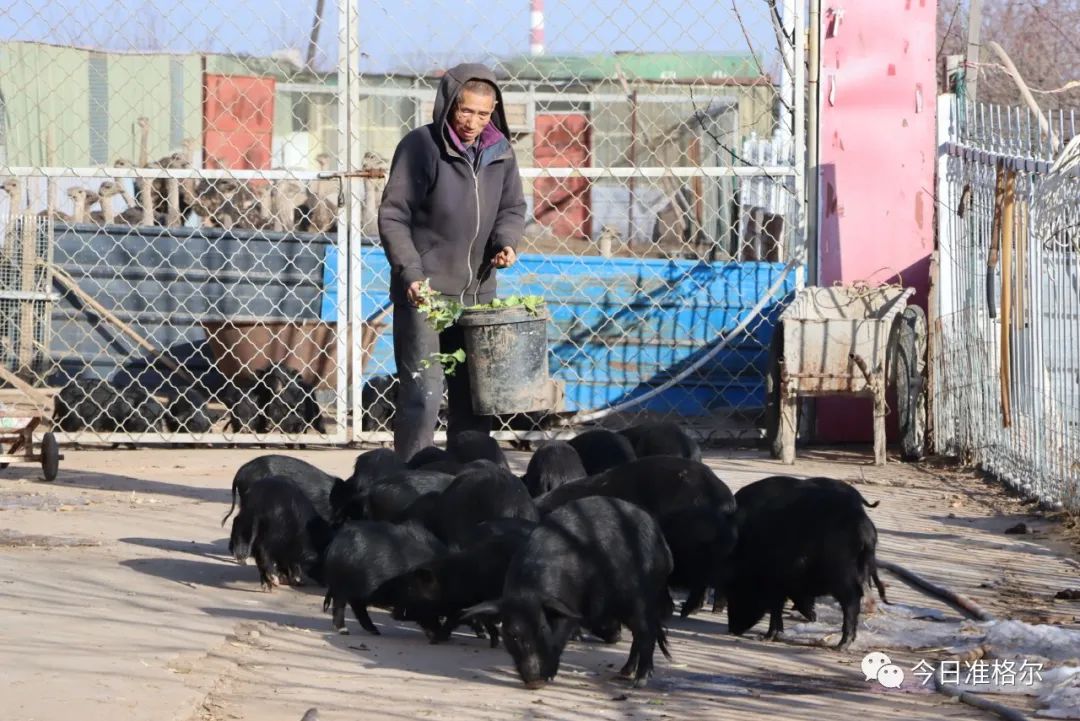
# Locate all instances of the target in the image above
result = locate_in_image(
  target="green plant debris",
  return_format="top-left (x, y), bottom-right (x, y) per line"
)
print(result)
top-left (420, 348), bottom-right (467, 376)
top-left (415, 280), bottom-right (464, 333)
top-left (470, 294), bottom-right (546, 314)
top-left (416, 280), bottom-right (546, 334)
top-left (414, 281), bottom-right (546, 373)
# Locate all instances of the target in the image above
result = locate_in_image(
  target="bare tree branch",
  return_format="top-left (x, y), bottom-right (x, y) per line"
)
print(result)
top-left (937, 0), bottom-right (963, 59)
top-left (937, 0), bottom-right (1080, 110)
top-left (688, 85), bottom-right (796, 198)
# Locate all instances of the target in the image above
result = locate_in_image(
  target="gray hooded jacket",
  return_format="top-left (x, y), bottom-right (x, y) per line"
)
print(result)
top-left (378, 63), bottom-right (527, 305)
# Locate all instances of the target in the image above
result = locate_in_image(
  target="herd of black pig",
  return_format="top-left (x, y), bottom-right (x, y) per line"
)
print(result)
top-left (223, 422), bottom-right (887, 690)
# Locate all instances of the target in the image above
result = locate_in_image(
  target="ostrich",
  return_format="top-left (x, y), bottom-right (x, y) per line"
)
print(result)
top-left (146, 151), bottom-right (191, 227)
top-left (135, 117), bottom-right (155, 223)
top-left (180, 175), bottom-right (248, 229)
top-left (192, 178), bottom-right (252, 229)
top-left (113, 158), bottom-right (152, 226)
top-left (154, 152), bottom-right (189, 227)
top-left (2, 177), bottom-right (25, 215)
top-left (6, 176), bottom-right (74, 223)
top-left (229, 182), bottom-right (262, 229)
top-left (179, 138), bottom-right (200, 225)
top-left (211, 179), bottom-right (244, 229)
top-left (252, 181), bottom-right (274, 229)
top-left (67, 186), bottom-right (98, 224)
top-left (360, 151), bottom-right (388, 238)
top-left (270, 178), bottom-right (308, 232)
top-left (306, 152), bottom-right (338, 233)
top-left (181, 179), bottom-right (217, 228)
top-left (90, 181), bottom-right (124, 225)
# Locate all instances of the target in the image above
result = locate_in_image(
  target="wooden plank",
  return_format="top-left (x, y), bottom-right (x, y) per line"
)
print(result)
top-left (17, 215), bottom-right (37, 372)
top-left (0, 361), bottom-right (42, 397)
top-left (999, 169), bottom-right (1015, 428)
top-left (49, 263), bottom-right (196, 384)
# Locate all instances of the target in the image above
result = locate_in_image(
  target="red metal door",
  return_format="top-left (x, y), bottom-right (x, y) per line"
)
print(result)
top-left (533, 114), bottom-right (591, 240)
top-left (203, 74), bottom-right (275, 169)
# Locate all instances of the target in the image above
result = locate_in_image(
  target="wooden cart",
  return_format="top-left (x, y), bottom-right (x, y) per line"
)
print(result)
top-left (765, 285), bottom-right (928, 466)
top-left (0, 366), bottom-right (61, 481)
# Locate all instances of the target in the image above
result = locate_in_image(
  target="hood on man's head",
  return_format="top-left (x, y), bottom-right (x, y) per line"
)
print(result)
top-left (431, 62), bottom-right (512, 143)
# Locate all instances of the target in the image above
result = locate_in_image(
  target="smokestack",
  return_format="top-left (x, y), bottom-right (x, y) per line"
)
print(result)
top-left (530, 0), bottom-right (545, 56)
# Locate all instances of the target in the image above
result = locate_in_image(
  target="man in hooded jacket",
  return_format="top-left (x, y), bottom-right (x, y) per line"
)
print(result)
top-left (378, 62), bottom-right (527, 461)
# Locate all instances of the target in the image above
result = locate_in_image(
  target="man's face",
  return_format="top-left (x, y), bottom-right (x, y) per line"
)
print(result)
top-left (451, 89), bottom-right (496, 145)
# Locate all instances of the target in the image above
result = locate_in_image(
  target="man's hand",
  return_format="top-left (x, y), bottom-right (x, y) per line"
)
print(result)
top-left (407, 280), bottom-right (426, 307)
top-left (491, 246), bottom-right (517, 269)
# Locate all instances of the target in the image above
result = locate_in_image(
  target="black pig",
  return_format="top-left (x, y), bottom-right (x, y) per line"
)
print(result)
top-left (618, 421), bottom-right (701, 462)
top-left (447, 430), bottom-right (509, 468)
top-left (520, 441), bottom-right (586, 497)
top-left (726, 479), bottom-right (881, 648)
top-left (566, 429), bottom-right (636, 475)
top-left (223, 455), bottom-right (341, 525)
top-left (321, 521), bottom-right (446, 635)
top-left (536, 456), bottom-right (735, 518)
top-left (732, 475), bottom-right (888, 618)
top-left (400, 464), bottom-right (538, 548)
top-left (465, 497), bottom-right (673, 689)
top-left (376, 521), bottom-right (536, 646)
top-left (228, 476), bottom-right (333, 590)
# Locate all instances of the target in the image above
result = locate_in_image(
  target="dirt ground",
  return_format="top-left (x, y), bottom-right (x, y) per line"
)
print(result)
top-left (1, 444), bottom-right (1078, 721)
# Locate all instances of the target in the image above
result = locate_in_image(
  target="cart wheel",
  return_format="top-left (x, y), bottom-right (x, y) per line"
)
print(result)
top-left (891, 305), bottom-right (928, 461)
top-left (41, 432), bottom-right (60, 482)
top-left (764, 326), bottom-right (786, 459)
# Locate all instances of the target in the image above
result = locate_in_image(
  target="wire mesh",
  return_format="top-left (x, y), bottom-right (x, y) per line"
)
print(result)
top-left (350, 0), bottom-right (806, 444)
top-left (934, 97), bottom-right (1080, 511)
top-left (1, 0), bottom-right (348, 443)
top-left (1, 0), bottom-right (806, 446)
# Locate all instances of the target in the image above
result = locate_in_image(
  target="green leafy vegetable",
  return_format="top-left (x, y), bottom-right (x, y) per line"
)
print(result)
top-left (417, 281), bottom-right (546, 335)
top-left (463, 294), bottom-right (546, 315)
top-left (413, 284), bottom-right (546, 375)
top-left (420, 348), bottom-right (467, 376)
top-left (415, 280), bottom-right (464, 333)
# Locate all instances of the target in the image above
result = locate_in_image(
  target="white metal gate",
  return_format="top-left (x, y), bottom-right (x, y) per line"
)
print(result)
top-left (933, 96), bottom-right (1080, 511)
top-left (1, 0), bottom-right (806, 446)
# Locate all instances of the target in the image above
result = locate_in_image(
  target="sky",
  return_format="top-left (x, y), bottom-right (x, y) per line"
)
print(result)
top-left (2, 0), bottom-right (785, 75)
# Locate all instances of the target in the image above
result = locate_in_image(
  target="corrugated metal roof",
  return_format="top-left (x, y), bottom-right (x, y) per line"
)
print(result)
top-left (205, 54), bottom-right (336, 84)
top-left (496, 52), bottom-right (764, 82)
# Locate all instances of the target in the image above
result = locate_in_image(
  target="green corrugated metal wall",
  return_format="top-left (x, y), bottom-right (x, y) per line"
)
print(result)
top-left (103, 52), bottom-right (202, 164)
top-left (0, 41), bottom-right (201, 167)
top-left (498, 52), bottom-right (764, 82)
top-left (0, 42), bottom-right (91, 166)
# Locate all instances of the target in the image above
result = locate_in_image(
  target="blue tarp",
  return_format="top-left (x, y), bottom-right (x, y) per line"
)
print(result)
top-left (338, 247), bottom-right (795, 415)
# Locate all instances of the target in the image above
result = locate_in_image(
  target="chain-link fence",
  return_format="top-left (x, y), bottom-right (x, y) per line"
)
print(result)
top-left (2, 0), bottom-right (806, 446)
top-left (934, 96), bottom-right (1080, 511)
top-left (1, 1), bottom-right (350, 444)
top-left (351, 0), bottom-right (807, 444)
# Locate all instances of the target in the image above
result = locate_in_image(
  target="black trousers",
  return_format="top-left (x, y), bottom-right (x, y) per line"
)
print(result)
top-left (391, 300), bottom-right (492, 462)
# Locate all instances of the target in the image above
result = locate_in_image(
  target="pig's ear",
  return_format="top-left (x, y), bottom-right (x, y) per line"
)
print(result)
top-left (541, 597), bottom-right (582, 621)
top-left (461, 600), bottom-right (501, 620)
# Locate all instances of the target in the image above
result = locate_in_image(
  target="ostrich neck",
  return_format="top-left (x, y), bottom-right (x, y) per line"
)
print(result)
top-left (101, 195), bottom-right (115, 223)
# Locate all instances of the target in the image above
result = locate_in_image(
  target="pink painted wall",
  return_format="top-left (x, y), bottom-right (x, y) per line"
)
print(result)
top-left (815, 0), bottom-right (938, 442)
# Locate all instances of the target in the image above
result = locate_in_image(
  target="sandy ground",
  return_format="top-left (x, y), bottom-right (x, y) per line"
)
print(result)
top-left (1, 445), bottom-right (1078, 721)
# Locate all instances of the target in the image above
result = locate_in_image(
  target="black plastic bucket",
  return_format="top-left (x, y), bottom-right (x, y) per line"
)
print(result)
top-left (456, 305), bottom-right (552, 415)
